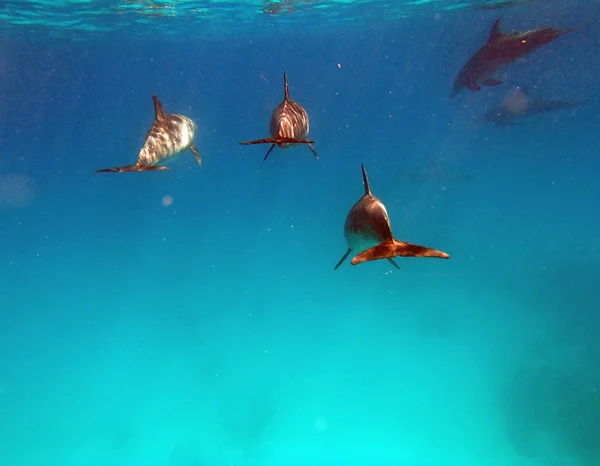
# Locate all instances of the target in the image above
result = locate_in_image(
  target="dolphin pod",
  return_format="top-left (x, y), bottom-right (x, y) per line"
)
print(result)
top-left (95, 17), bottom-right (584, 271)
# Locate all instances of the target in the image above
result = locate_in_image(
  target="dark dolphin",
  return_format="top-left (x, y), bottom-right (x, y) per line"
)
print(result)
top-left (452, 18), bottom-right (571, 97)
top-left (334, 164), bottom-right (450, 270)
top-left (96, 95), bottom-right (201, 173)
top-left (239, 72), bottom-right (318, 162)
top-left (482, 86), bottom-right (585, 125)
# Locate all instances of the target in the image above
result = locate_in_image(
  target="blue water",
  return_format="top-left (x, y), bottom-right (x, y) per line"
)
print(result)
top-left (1, 1), bottom-right (599, 465)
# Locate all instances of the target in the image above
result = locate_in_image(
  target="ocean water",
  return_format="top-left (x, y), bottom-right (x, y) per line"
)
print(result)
top-left (1, 1), bottom-right (599, 465)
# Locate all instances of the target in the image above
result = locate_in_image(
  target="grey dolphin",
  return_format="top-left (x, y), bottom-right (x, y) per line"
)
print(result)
top-left (95, 95), bottom-right (201, 173)
top-left (239, 72), bottom-right (318, 162)
top-left (334, 164), bottom-right (450, 269)
top-left (452, 18), bottom-right (571, 97)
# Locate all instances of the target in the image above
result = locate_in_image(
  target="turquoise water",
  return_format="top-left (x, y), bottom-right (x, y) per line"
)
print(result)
top-left (1, 1), bottom-right (599, 465)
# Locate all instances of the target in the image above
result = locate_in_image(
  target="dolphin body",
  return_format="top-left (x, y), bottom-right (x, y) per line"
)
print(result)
top-left (95, 95), bottom-right (201, 173)
top-left (452, 18), bottom-right (570, 97)
top-left (239, 72), bottom-right (318, 162)
top-left (482, 86), bottom-right (585, 125)
top-left (334, 164), bottom-right (450, 270)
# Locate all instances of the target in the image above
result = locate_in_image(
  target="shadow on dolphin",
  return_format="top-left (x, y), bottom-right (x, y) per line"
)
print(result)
top-left (239, 72), bottom-right (318, 162)
top-left (334, 164), bottom-right (450, 269)
top-left (452, 18), bottom-right (575, 97)
top-left (482, 85), bottom-right (586, 125)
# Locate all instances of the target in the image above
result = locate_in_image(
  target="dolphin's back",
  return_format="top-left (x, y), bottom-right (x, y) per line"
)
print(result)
top-left (344, 195), bottom-right (393, 249)
top-left (138, 114), bottom-right (197, 166)
top-left (270, 99), bottom-right (310, 141)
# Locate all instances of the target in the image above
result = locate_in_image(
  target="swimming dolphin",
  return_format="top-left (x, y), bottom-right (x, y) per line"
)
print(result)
top-left (95, 95), bottom-right (201, 173)
top-left (239, 72), bottom-right (318, 162)
top-left (451, 18), bottom-right (570, 97)
top-left (482, 85), bottom-right (585, 125)
top-left (334, 164), bottom-right (450, 269)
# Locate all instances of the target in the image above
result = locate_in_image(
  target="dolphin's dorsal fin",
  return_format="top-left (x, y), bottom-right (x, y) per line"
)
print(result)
top-left (283, 72), bottom-right (290, 101)
top-left (152, 95), bottom-right (165, 120)
top-left (361, 164), bottom-right (371, 195)
top-left (488, 18), bottom-right (503, 42)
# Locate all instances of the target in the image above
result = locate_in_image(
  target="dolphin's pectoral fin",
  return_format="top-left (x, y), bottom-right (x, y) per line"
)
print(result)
top-left (307, 143), bottom-right (319, 160)
top-left (263, 144), bottom-right (276, 162)
top-left (467, 82), bottom-right (481, 92)
top-left (95, 164), bottom-right (169, 173)
top-left (350, 239), bottom-right (450, 266)
top-left (392, 240), bottom-right (450, 259)
top-left (240, 138), bottom-right (278, 146)
top-left (240, 137), bottom-right (315, 146)
top-left (482, 78), bottom-right (503, 87)
top-left (334, 248), bottom-right (352, 270)
top-left (239, 137), bottom-right (316, 162)
top-left (190, 145), bottom-right (202, 166)
top-left (387, 258), bottom-right (400, 269)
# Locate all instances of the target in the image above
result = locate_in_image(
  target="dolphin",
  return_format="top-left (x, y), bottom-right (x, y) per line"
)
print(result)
top-left (95, 95), bottom-right (201, 173)
top-left (334, 164), bottom-right (450, 269)
top-left (239, 72), bottom-right (318, 162)
top-left (482, 85), bottom-right (585, 125)
top-left (451, 18), bottom-right (571, 97)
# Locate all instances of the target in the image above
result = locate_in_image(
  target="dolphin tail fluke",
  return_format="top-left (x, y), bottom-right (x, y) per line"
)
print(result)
top-left (95, 164), bottom-right (169, 173)
top-left (350, 239), bottom-right (450, 266)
